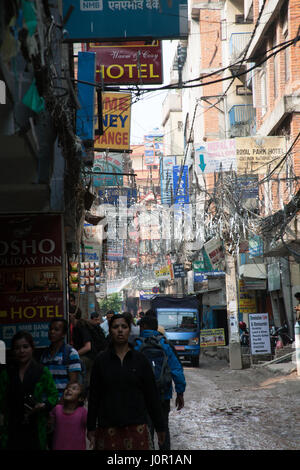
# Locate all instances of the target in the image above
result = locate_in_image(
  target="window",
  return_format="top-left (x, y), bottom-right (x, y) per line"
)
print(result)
top-left (260, 65), bottom-right (267, 116)
top-left (236, 85), bottom-right (252, 96)
top-left (235, 14), bottom-right (253, 24)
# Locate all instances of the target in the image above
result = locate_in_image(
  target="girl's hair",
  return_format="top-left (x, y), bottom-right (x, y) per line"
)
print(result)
top-left (64, 382), bottom-right (86, 406)
top-left (108, 313), bottom-right (131, 331)
top-left (11, 330), bottom-right (35, 350)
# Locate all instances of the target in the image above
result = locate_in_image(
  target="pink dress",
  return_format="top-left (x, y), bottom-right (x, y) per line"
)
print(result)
top-left (51, 405), bottom-right (87, 450)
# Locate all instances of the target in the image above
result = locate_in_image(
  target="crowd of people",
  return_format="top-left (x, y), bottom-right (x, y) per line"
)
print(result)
top-left (0, 304), bottom-right (186, 451)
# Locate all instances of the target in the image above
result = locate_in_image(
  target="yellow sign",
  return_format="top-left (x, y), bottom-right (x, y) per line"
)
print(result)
top-left (200, 329), bottom-right (225, 347)
top-left (236, 136), bottom-right (286, 174)
top-left (239, 280), bottom-right (257, 313)
top-left (95, 92), bottom-right (131, 151)
top-left (154, 265), bottom-right (172, 280)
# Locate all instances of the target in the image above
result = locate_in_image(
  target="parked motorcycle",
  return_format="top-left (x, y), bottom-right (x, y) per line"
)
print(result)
top-left (270, 324), bottom-right (293, 353)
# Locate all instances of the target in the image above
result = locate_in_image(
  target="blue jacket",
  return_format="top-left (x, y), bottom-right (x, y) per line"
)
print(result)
top-left (135, 329), bottom-right (186, 400)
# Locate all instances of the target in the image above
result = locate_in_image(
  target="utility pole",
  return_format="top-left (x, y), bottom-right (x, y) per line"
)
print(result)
top-left (225, 250), bottom-right (243, 369)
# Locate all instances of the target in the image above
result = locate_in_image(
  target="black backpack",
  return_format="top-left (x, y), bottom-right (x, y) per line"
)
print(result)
top-left (84, 321), bottom-right (107, 358)
top-left (137, 335), bottom-right (172, 401)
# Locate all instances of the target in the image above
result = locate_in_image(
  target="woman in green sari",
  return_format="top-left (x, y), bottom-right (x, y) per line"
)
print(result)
top-left (0, 331), bottom-right (58, 450)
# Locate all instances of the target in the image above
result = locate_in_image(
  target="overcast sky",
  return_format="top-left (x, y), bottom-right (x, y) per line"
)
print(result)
top-left (130, 40), bottom-right (176, 145)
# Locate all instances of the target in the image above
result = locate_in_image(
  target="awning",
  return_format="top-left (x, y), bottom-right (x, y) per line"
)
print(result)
top-left (263, 241), bottom-right (300, 258)
top-left (239, 263), bottom-right (267, 279)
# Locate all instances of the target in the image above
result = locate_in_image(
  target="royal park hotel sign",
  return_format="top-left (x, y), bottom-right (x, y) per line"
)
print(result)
top-left (0, 215), bottom-right (64, 348)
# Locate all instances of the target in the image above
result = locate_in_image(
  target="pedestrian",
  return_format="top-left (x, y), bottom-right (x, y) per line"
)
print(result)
top-left (122, 311), bottom-right (140, 344)
top-left (0, 331), bottom-right (58, 450)
top-left (69, 309), bottom-right (94, 389)
top-left (145, 308), bottom-right (166, 335)
top-left (135, 315), bottom-right (186, 450)
top-left (86, 312), bottom-right (108, 358)
top-left (50, 382), bottom-right (88, 450)
top-left (136, 311), bottom-right (145, 326)
top-left (69, 293), bottom-right (82, 345)
top-left (40, 319), bottom-right (82, 400)
top-left (100, 309), bottom-right (115, 338)
top-left (87, 313), bottom-right (165, 450)
top-left (294, 292), bottom-right (300, 321)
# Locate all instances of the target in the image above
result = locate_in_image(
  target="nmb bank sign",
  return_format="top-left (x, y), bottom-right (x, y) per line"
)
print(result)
top-left (63, 0), bottom-right (188, 41)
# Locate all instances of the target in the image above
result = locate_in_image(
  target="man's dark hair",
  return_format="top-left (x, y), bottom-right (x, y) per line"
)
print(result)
top-left (140, 315), bottom-right (158, 331)
top-left (109, 313), bottom-right (131, 331)
top-left (90, 312), bottom-right (99, 319)
top-left (145, 309), bottom-right (156, 318)
top-left (50, 318), bottom-right (68, 334)
top-left (295, 292), bottom-right (300, 299)
top-left (122, 311), bottom-right (134, 324)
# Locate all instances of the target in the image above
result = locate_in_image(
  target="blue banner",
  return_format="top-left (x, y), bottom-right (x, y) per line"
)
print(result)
top-left (63, 0), bottom-right (188, 41)
top-left (173, 165), bottom-right (189, 204)
top-left (76, 52), bottom-right (96, 141)
top-left (160, 156), bottom-right (176, 205)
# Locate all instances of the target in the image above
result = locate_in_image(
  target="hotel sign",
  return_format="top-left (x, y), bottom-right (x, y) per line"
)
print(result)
top-left (87, 41), bottom-right (163, 84)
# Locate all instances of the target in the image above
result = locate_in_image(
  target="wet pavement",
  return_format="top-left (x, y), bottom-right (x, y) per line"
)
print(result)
top-left (168, 354), bottom-right (300, 450)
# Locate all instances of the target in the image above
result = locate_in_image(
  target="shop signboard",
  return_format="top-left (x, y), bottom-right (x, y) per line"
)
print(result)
top-left (98, 187), bottom-right (137, 206)
top-left (173, 165), bottom-right (189, 204)
top-left (238, 280), bottom-right (256, 313)
top-left (144, 132), bottom-right (164, 166)
top-left (87, 41), bottom-right (163, 84)
top-left (200, 328), bottom-right (225, 347)
top-left (249, 234), bottom-right (264, 258)
top-left (0, 214), bottom-right (64, 348)
top-left (76, 52), bottom-right (96, 142)
top-left (95, 92), bottom-right (131, 152)
top-left (204, 237), bottom-right (225, 272)
top-left (173, 263), bottom-right (185, 278)
top-left (236, 136), bottom-right (286, 175)
top-left (160, 156), bottom-right (176, 205)
top-left (249, 313), bottom-right (271, 355)
top-left (92, 152), bottom-right (124, 186)
top-left (154, 265), bottom-right (172, 280)
top-left (195, 140), bottom-right (236, 174)
top-left (62, 0), bottom-right (188, 42)
top-left (139, 289), bottom-right (155, 300)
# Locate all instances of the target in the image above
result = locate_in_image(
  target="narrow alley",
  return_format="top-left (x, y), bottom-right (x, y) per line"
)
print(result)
top-left (169, 355), bottom-right (300, 450)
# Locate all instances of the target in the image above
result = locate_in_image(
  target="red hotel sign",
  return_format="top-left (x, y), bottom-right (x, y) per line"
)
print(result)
top-left (0, 214), bottom-right (65, 348)
top-left (86, 41), bottom-right (163, 85)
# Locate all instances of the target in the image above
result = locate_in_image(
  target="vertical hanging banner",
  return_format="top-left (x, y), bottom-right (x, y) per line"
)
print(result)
top-left (76, 51), bottom-right (96, 142)
top-left (62, 0), bottom-right (188, 41)
top-left (0, 215), bottom-right (64, 348)
top-left (160, 156), bottom-right (176, 204)
top-left (95, 92), bottom-right (131, 151)
top-left (144, 131), bottom-right (164, 166)
top-left (87, 41), bottom-right (163, 85)
top-left (173, 165), bottom-right (189, 204)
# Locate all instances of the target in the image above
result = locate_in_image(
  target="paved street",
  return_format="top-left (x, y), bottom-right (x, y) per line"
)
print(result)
top-left (168, 354), bottom-right (300, 450)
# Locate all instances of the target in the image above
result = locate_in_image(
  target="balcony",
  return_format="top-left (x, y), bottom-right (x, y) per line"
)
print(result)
top-left (229, 32), bottom-right (252, 60)
top-left (228, 104), bottom-right (256, 137)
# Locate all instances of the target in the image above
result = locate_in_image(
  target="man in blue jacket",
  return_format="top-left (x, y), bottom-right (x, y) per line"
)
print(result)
top-left (135, 315), bottom-right (186, 450)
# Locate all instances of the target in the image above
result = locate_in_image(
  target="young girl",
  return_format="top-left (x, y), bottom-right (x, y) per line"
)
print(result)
top-left (50, 382), bottom-right (88, 450)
